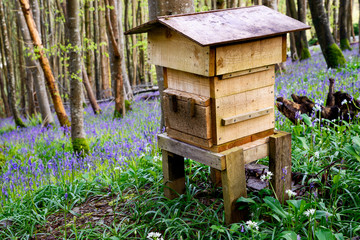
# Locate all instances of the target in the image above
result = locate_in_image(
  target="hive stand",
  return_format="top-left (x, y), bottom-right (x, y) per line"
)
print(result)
top-left (158, 131), bottom-right (292, 225)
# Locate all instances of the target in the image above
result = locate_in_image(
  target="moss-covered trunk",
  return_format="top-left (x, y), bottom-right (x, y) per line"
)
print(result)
top-left (308, 0), bottom-right (346, 68)
top-left (339, 0), bottom-right (352, 50)
top-left (67, 0), bottom-right (89, 155)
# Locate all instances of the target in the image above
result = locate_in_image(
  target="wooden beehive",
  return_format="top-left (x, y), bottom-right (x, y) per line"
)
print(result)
top-left (126, 6), bottom-right (310, 151)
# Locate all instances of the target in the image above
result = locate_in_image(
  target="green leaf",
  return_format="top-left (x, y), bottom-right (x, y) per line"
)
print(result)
top-left (315, 228), bottom-right (335, 240)
top-left (263, 196), bottom-right (288, 220)
top-left (297, 137), bottom-right (310, 150)
top-left (302, 114), bottom-right (312, 126)
top-left (333, 174), bottom-right (341, 184)
top-left (237, 197), bottom-right (256, 204)
top-left (279, 231), bottom-right (298, 240)
top-left (287, 199), bottom-right (306, 214)
top-left (210, 225), bottom-right (226, 233)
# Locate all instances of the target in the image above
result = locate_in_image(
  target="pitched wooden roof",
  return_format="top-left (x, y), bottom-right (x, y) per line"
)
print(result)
top-left (125, 6), bottom-right (310, 47)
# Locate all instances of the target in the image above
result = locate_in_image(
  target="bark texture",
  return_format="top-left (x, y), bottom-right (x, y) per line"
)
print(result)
top-left (339, 0), bottom-right (352, 50)
top-left (297, 0), bottom-right (311, 60)
top-left (277, 79), bottom-right (359, 124)
top-left (17, 3), bottom-right (54, 126)
top-left (105, 0), bottom-right (125, 118)
top-left (308, 0), bottom-right (346, 68)
top-left (0, 0), bottom-right (26, 127)
top-left (0, 74), bottom-right (10, 117)
top-left (81, 63), bottom-right (102, 115)
top-left (19, 0), bottom-right (70, 127)
top-left (67, 0), bottom-right (89, 155)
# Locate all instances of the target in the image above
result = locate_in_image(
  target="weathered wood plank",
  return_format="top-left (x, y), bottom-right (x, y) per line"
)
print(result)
top-left (164, 88), bottom-right (210, 106)
top-left (221, 148), bottom-right (247, 224)
top-left (214, 86), bottom-right (275, 145)
top-left (158, 133), bottom-right (226, 170)
top-left (166, 128), bottom-right (213, 148)
top-left (148, 27), bottom-right (212, 76)
top-left (166, 68), bottom-right (211, 97)
top-left (216, 37), bottom-right (283, 75)
top-left (221, 107), bottom-right (273, 126)
top-left (269, 131), bottom-right (292, 203)
top-left (212, 66), bottom-right (275, 98)
top-left (282, 34), bottom-right (287, 62)
top-left (162, 150), bottom-right (185, 199)
top-left (221, 65), bottom-right (272, 79)
top-left (164, 92), bottom-right (212, 139)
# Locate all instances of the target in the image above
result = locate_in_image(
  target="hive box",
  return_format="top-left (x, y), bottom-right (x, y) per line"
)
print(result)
top-left (126, 6), bottom-right (309, 151)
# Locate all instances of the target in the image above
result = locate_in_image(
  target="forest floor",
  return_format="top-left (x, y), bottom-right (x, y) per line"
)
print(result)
top-left (0, 46), bottom-right (360, 239)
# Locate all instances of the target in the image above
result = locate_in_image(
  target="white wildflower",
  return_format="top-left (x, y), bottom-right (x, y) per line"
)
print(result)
top-left (314, 151), bottom-right (320, 158)
top-left (114, 167), bottom-right (121, 171)
top-left (246, 220), bottom-right (259, 231)
top-left (285, 189), bottom-right (297, 198)
top-left (260, 171), bottom-right (273, 182)
top-left (147, 232), bottom-right (163, 240)
top-left (341, 99), bottom-right (348, 105)
top-left (304, 209), bottom-right (316, 217)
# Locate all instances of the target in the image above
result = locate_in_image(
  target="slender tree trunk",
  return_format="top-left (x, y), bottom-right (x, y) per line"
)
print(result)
top-left (0, 0), bottom-right (26, 127)
top-left (297, 0), bottom-right (311, 60)
top-left (263, 0), bottom-right (277, 9)
top-left (93, 0), bottom-right (101, 100)
top-left (333, 0), bottom-right (338, 41)
top-left (286, 0), bottom-right (298, 60)
top-left (99, 0), bottom-right (111, 99)
top-left (19, 0), bottom-right (70, 127)
top-left (81, 63), bottom-right (101, 114)
top-left (0, 74), bottom-right (10, 117)
top-left (339, 0), bottom-right (352, 50)
top-left (17, 27), bottom-right (30, 117)
top-left (308, 0), bottom-right (346, 68)
top-left (84, 0), bottom-right (94, 91)
top-left (148, 0), bottom-right (195, 128)
top-left (105, 0), bottom-right (125, 118)
top-left (67, 0), bottom-right (89, 155)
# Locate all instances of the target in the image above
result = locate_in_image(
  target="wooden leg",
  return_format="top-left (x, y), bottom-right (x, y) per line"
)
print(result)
top-left (269, 131), bottom-right (292, 203)
top-left (162, 150), bottom-right (185, 199)
top-left (210, 168), bottom-right (222, 187)
top-left (221, 148), bottom-right (247, 225)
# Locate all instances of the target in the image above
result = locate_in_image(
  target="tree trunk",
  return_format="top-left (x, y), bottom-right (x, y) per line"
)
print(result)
top-left (131, 0), bottom-right (137, 86)
top-left (286, 0), bottom-right (298, 60)
top-left (0, 74), bottom-right (10, 117)
top-left (263, 0), bottom-right (277, 10)
top-left (19, 0), bottom-right (70, 127)
top-left (99, 0), bottom-right (111, 99)
top-left (67, 0), bottom-right (89, 155)
top-left (84, 0), bottom-right (94, 92)
top-left (81, 63), bottom-right (102, 114)
top-left (148, 0), bottom-right (195, 128)
top-left (333, 0), bottom-right (338, 41)
top-left (339, 0), bottom-right (351, 50)
top-left (105, 0), bottom-right (125, 118)
top-left (0, 0), bottom-right (26, 127)
top-left (297, 0), bottom-right (311, 60)
top-left (93, 0), bottom-right (101, 100)
top-left (17, 27), bottom-right (30, 117)
top-left (308, 0), bottom-right (346, 68)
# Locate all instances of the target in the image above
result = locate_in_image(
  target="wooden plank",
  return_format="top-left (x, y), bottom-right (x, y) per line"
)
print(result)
top-left (158, 133), bottom-right (226, 170)
top-left (216, 37), bottom-right (283, 75)
top-left (148, 27), bottom-right (211, 76)
top-left (166, 128), bottom-right (213, 148)
top-left (163, 67), bottom-right (168, 89)
top-left (162, 150), bottom-right (185, 199)
top-left (221, 148), bottom-right (247, 224)
top-left (221, 107), bottom-right (273, 126)
top-left (164, 93), bottom-right (212, 139)
top-left (164, 88), bottom-right (210, 106)
top-left (214, 86), bottom-right (275, 145)
top-left (282, 34), bottom-right (287, 62)
top-left (221, 65), bottom-right (271, 79)
top-left (212, 65), bottom-right (275, 98)
top-left (269, 131), bottom-right (292, 203)
top-left (166, 68), bottom-right (211, 98)
top-left (210, 168), bottom-right (222, 187)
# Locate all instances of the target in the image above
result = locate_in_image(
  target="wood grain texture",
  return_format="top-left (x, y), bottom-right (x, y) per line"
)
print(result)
top-left (221, 65), bottom-right (272, 79)
top-left (158, 133), bottom-right (226, 170)
top-left (148, 27), bottom-right (212, 76)
top-left (164, 88), bottom-right (210, 106)
top-left (221, 107), bottom-right (273, 126)
top-left (166, 68), bottom-right (211, 97)
top-left (269, 131), bottom-right (292, 203)
top-left (126, 6), bottom-right (310, 47)
top-left (216, 37), bottom-right (283, 75)
top-left (213, 66), bottom-right (275, 98)
top-left (166, 128), bottom-right (213, 148)
top-left (214, 86), bottom-right (275, 145)
top-left (162, 150), bottom-right (185, 199)
top-left (164, 92), bottom-right (211, 139)
top-left (282, 34), bottom-right (287, 62)
top-left (221, 148), bottom-right (247, 224)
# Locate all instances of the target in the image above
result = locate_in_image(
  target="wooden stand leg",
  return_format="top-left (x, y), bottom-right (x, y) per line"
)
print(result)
top-left (269, 131), bottom-right (292, 203)
top-left (210, 168), bottom-right (222, 187)
top-left (162, 150), bottom-right (185, 199)
top-left (221, 148), bottom-right (247, 225)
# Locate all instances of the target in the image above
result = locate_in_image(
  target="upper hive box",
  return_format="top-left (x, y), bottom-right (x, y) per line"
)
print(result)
top-left (126, 6), bottom-right (310, 151)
